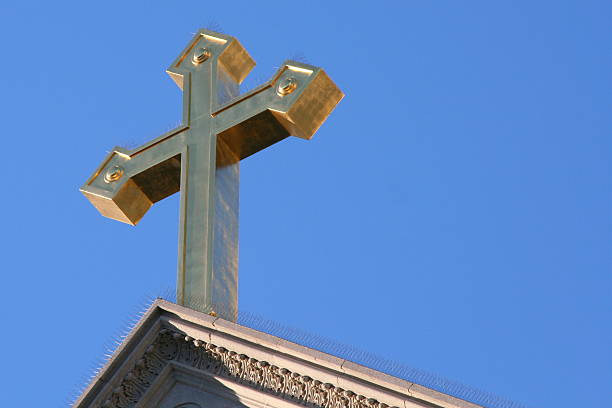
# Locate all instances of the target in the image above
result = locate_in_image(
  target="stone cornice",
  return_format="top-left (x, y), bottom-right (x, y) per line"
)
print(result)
top-left (100, 328), bottom-right (398, 408)
top-left (75, 300), bottom-right (482, 408)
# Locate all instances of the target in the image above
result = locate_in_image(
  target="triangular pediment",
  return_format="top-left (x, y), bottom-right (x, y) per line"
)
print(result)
top-left (74, 301), bottom-right (481, 408)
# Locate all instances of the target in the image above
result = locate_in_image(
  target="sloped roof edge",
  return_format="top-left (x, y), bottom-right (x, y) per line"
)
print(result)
top-left (73, 299), bottom-right (483, 408)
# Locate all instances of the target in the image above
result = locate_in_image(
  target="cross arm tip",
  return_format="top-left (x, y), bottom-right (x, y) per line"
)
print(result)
top-left (269, 60), bottom-right (344, 140)
top-left (166, 29), bottom-right (256, 90)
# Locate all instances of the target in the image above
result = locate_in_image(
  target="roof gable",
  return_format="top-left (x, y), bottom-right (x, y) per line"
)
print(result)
top-left (74, 300), bottom-right (481, 408)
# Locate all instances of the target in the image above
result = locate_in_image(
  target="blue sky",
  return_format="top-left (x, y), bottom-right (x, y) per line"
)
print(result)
top-left (0, 1), bottom-right (610, 407)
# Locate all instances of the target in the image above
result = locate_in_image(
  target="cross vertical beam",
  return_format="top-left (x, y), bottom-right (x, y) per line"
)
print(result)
top-left (176, 52), bottom-right (242, 319)
top-left (80, 30), bottom-right (343, 321)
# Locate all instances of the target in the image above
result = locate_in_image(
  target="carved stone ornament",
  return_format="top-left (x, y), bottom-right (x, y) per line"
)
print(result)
top-left (73, 301), bottom-right (482, 408)
top-left (100, 328), bottom-right (397, 408)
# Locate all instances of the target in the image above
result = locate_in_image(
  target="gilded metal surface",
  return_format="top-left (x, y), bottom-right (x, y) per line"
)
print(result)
top-left (277, 77), bottom-right (297, 95)
top-left (104, 165), bottom-right (124, 183)
top-left (192, 47), bottom-right (211, 64)
top-left (80, 29), bottom-right (343, 321)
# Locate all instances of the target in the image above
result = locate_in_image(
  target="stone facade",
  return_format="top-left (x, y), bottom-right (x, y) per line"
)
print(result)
top-left (74, 300), bottom-right (482, 408)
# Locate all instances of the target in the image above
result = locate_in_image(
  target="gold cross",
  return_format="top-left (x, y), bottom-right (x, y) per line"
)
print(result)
top-left (80, 29), bottom-right (343, 321)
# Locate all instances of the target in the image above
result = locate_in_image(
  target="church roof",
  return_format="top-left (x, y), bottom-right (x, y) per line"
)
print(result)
top-left (74, 299), bottom-right (482, 408)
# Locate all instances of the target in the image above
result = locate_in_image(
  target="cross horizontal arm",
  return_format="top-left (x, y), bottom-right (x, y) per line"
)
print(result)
top-left (80, 125), bottom-right (189, 225)
top-left (213, 61), bottom-right (343, 162)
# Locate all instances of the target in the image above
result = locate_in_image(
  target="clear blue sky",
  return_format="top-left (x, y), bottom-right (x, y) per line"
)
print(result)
top-left (0, 1), bottom-right (609, 407)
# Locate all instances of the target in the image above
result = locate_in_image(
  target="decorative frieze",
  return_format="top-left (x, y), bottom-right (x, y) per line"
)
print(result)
top-left (100, 329), bottom-right (397, 408)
